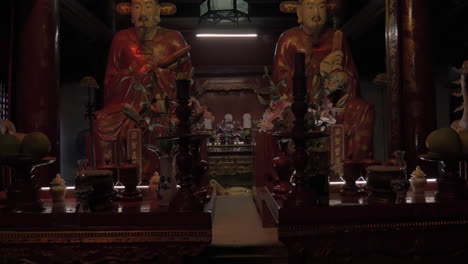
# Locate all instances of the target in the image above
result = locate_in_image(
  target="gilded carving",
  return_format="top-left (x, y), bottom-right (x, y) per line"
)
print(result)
top-left (279, 220), bottom-right (468, 237)
top-left (0, 230), bottom-right (211, 244)
top-left (0, 243), bottom-right (209, 264)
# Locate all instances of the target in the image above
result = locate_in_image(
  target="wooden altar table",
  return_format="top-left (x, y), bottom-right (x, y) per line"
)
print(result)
top-left (0, 192), bottom-right (215, 264)
top-left (207, 144), bottom-right (254, 187)
top-left (264, 188), bottom-right (468, 264)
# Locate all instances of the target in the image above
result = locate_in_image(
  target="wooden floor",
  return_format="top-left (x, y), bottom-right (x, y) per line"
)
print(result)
top-left (212, 194), bottom-right (277, 246)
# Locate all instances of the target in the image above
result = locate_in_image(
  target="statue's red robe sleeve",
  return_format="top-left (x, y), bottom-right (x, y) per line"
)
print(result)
top-left (341, 34), bottom-right (359, 97)
top-left (163, 30), bottom-right (192, 74)
top-left (273, 32), bottom-right (295, 95)
top-left (103, 32), bottom-right (129, 106)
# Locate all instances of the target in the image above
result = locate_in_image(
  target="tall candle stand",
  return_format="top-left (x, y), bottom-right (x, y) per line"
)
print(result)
top-left (282, 53), bottom-right (329, 208)
top-left (419, 153), bottom-right (467, 202)
top-left (168, 80), bottom-right (204, 212)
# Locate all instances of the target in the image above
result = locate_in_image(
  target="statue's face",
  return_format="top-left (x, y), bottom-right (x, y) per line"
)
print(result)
top-left (131, 0), bottom-right (160, 28)
top-left (297, 0), bottom-right (327, 34)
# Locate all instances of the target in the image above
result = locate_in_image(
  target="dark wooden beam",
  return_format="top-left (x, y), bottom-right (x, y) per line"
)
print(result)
top-left (447, 0), bottom-right (468, 17)
top-left (161, 16), bottom-right (295, 32)
top-left (60, 0), bottom-right (113, 42)
top-left (341, 0), bottom-right (384, 41)
top-left (174, 0), bottom-right (205, 3)
top-left (244, 0), bottom-right (281, 3)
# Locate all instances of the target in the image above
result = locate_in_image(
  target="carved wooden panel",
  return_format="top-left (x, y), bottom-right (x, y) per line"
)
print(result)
top-left (0, 242), bottom-right (210, 264)
top-left (278, 204), bottom-right (468, 264)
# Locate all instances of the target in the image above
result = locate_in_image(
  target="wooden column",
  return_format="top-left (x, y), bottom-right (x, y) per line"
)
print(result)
top-left (0, 0), bottom-right (16, 190)
top-left (385, 0), bottom-right (403, 154)
top-left (400, 0), bottom-right (436, 171)
top-left (14, 0), bottom-right (60, 185)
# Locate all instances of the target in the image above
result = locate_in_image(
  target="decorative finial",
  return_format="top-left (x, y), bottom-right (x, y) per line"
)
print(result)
top-left (51, 173), bottom-right (65, 185)
top-left (410, 165), bottom-right (427, 197)
top-left (411, 166), bottom-right (426, 177)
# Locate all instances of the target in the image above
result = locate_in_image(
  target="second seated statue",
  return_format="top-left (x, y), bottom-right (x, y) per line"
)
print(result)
top-left (273, 0), bottom-right (374, 161)
top-left (254, 0), bottom-right (375, 190)
top-left (92, 0), bottom-right (192, 173)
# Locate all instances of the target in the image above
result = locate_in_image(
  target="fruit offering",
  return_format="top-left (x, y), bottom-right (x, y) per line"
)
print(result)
top-left (0, 120), bottom-right (51, 160)
top-left (426, 127), bottom-right (461, 154)
top-left (21, 132), bottom-right (51, 160)
top-left (426, 127), bottom-right (468, 154)
top-left (0, 133), bottom-right (21, 154)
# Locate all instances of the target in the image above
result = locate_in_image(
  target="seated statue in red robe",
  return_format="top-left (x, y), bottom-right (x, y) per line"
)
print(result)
top-left (92, 0), bottom-right (192, 172)
top-left (255, 0), bottom-right (374, 188)
top-left (273, 0), bottom-right (374, 160)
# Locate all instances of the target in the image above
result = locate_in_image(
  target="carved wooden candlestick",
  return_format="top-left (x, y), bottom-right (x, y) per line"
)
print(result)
top-left (117, 163), bottom-right (142, 202)
top-left (0, 156), bottom-right (55, 212)
top-left (169, 80), bottom-right (204, 212)
top-left (419, 153), bottom-right (467, 202)
top-left (283, 53), bottom-right (316, 208)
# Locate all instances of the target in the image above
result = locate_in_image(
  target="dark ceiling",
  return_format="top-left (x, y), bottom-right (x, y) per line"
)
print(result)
top-left (59, 0), bottom-right (468, 84)
top-left (60, 0), bottom-right (382, 82)
top-left (62, 0), bottom-right (381, 40)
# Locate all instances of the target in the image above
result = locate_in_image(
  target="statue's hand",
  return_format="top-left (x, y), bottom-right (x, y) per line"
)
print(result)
top-left (125, 63), bottom-right (155, 80)
top-left (138, 64), bottom-right (155, 76)
top-left (160, 56), bottom-right (191, 72)
top-left (323, 71), bottom-right (348, 92)
top-left (320, 51), bottom-right (344, 76)
top-left (157, 46), bottom-right (191, 70)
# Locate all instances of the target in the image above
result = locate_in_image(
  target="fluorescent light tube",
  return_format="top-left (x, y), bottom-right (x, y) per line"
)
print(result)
top-left (196, 34), bottom-right (257, 38)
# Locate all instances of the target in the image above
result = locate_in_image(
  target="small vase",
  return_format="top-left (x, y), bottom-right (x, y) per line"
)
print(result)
top-left (157, 156), bottom-right (178, 206)
top-left (148, 172), bottom-right (160, 200)
top-left (50, 174), bottom-right (67, 203)
top-left (410, 166), bottom-right (427, 195)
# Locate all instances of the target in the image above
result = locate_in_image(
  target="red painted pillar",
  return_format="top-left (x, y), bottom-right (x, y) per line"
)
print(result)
top-left (400, 0), bottom-right (436, 171)
top-left (15, 0), bottom-right (60, 185)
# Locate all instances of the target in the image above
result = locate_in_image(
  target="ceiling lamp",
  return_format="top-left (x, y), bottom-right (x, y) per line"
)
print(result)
top-left (199, 0), bottom-right (250, 25)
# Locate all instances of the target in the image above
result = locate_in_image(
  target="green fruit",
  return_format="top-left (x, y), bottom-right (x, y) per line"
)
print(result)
top-left (426, 127), bottom-right (461, 153)
top-left (459, 130), bottom-right (468, 153)
top-left (0, 133), bottom-right (21, 155)
top-left (21, 132), bottom-right (51, 160)
top-left (13, 133), bottom-right (26, 144)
